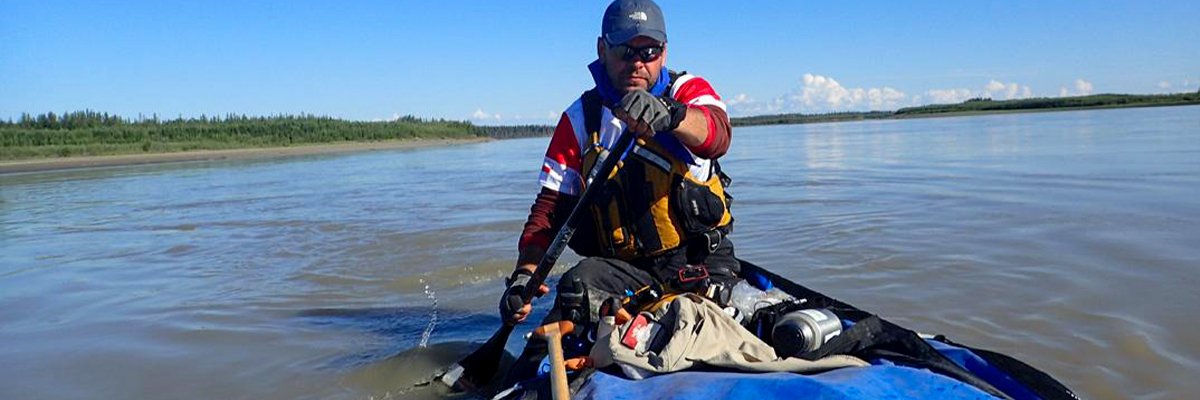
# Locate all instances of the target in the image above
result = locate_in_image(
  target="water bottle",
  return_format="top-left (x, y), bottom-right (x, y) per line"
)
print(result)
top-left (727, 280), bottom-right (796, 318)
top-left (771, 308), bottom-right (842, 357)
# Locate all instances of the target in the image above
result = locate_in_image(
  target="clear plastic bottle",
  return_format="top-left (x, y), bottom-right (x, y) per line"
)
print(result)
top-left (727, 280), bottom-right (798, 319)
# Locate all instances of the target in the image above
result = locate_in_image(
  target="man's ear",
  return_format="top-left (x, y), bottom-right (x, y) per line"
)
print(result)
top-left (596, 37), bottom-right (606, 63)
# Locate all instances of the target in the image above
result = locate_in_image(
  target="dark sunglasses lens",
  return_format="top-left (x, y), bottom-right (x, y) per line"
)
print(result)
top-left (616, 46), bottom-right (661, 62)
top-left (637, 47), bottom-right (661, 62)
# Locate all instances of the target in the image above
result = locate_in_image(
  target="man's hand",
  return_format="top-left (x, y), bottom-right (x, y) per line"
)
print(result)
top-left (500, 267), bottom-right (551, 326)
top-left (614, 89), bottom-right (686, 137)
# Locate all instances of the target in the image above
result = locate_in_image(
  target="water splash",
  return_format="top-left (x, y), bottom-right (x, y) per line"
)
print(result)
top-left (418, 279), bottom-right (438, 348)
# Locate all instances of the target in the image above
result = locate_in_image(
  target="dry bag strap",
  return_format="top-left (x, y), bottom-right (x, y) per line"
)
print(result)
top-left (582, 89), bottom-right (602, 138)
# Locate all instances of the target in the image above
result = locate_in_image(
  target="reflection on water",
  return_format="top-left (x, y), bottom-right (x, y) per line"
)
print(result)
top-left (2, 105), bottom-right (1198, 400)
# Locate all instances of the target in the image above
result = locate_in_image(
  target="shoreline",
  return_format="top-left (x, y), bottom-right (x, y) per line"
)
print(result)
top-left (0, 137), bottom-right (489, 174)
top-left (731, 97), bottom-right (1200, 127)
top-left (890, 100), bottom-right (1200, 120)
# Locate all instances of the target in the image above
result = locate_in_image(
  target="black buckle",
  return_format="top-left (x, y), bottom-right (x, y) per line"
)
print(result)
top-left (685, 229), bottom-right (723, 266)
top-left (704, 230), bottom-right (721, 252)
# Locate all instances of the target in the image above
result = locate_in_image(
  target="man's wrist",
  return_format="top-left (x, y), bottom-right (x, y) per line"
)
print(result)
top-left (659, 95), bottom-right (687, 132)
top-left (506, 268), bottom-right (535, 287)
top-left (517, 245), bottom-right (546, 267)
top-left (666, 107), bottom-right (708, 147)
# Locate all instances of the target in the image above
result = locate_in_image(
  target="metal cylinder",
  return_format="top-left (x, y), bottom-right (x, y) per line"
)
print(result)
top-left (771, 308), bottom-right (842, 357)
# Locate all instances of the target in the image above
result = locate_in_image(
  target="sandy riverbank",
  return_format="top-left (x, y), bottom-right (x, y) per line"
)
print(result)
top-left (0, 137), bottom-right (490, 174)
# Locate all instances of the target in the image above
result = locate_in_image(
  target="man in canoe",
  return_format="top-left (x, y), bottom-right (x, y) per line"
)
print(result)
top-left (500, 0), bottom-right (738, 380)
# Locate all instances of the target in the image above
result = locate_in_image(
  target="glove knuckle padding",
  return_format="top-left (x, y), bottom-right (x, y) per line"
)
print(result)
top-left (505, 292), bottom-right (525, 315)
top-left (500, 274), bottom-right (533, 318)
top-left (637, 103), bottom-right (652, 122)
top-left (619, 90), bottom-right (680, 133)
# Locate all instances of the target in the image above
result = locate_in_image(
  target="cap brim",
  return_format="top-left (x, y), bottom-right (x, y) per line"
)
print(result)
top-left (606, 27), bottom-right (666, 46)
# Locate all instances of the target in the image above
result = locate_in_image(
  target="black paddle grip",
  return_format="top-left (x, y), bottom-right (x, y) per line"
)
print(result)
top-left (506, 292), bottom-right (526, 317)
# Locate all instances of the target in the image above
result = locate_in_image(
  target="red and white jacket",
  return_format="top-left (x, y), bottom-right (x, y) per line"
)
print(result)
top-left (519, 74), bottom-right (732, 260)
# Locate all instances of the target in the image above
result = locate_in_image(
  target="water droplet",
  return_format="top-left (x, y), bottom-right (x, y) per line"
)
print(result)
top-left (418, 283), bottom-right (438, 348)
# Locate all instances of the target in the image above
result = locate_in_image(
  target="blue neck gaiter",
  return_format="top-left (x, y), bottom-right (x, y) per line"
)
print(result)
top-left (588, 60), bottom-right (670, 106)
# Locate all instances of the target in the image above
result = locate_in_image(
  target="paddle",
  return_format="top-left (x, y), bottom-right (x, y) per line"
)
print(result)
top-left (436, 122), bottom-right (639, 391)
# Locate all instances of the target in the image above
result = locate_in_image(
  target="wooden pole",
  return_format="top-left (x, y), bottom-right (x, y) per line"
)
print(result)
top-left (534, 321), bottom-right (576, 400)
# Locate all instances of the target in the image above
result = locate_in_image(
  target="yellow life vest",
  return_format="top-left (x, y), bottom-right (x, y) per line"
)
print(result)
top-left (578, 89), bottom-right (733, 260)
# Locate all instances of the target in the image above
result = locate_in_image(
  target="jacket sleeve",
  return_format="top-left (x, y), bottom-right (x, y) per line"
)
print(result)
top-left (672, 76), bottom-right (732, 159)
top-left (518, 112), bottom-right (583, 263)
top-left (518, 187), bottom-right (560, 264)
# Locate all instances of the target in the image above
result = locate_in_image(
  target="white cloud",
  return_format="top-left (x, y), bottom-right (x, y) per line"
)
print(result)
top-left (925, 88), bottom-right (974, 104)
top-left (1158, 81), bottom-right (1173, 89)
top-left (724, 93), bottom-right (768, 117)
top-left (980, 79), bottom-right (1033, 100)
top-left (730, 75), bottom-right (1115, 116)
top-left (469, 108), bottom-right (559, 125)
top-left (371, 112), bottom-right (403, 122)
top-left (1074, 79), bottom-right (1093, 95)
top-left (725, 93), bottom-right (753, 106)
top-left (770, 74), bottom-right (908, 113)
top-left (984, 80), bottom-right (1006, 92)
top-left (471, 108), bottom-right (499, 120)
top-left (1057, 79), bottom-right (1094, 97)
top-left (725, 93), bottom-right (793, 116)
top-left (922, 79), bottom-right (1032, 104)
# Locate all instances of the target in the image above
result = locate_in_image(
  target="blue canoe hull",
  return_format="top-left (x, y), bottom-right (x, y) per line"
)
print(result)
top-left (577, 365), bottom-right (999, 400)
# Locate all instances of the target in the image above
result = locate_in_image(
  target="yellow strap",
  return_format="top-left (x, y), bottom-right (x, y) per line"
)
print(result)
top-left (643, 293), bottom-right (681, 312)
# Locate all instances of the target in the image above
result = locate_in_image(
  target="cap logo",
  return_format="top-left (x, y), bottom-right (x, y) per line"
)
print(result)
top-left (628, 11), bottom-right (648, 21)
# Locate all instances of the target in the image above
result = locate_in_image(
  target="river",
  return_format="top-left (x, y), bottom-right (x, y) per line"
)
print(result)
top-left (2, 105), bottom-right (1198, 399)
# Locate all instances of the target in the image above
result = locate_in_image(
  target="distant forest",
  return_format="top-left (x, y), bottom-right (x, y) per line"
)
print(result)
top-left (893, 92), bottom-right (1200, 116)
top-left (731, 111), bottom-right (893, 127)
top-left (476, 124), bottom-right (554, 139)
top-left (733, 92), bottom-right (1200, 127)
top-left (4, 91), bottom-right (1197, 160)
top-left (0, 111), bottom-right (553, 160)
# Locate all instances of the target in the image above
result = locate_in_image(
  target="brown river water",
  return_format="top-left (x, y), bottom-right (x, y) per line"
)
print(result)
top-left (2, 105), bottom-right (1198, 399)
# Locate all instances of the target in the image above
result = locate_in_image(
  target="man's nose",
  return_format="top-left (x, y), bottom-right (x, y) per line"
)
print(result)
top-left (627, 57), bottom-right (648, 70)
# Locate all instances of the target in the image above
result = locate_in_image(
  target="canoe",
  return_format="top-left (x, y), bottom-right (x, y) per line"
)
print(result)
top-left (498, 258), bottom-right (1077, 400)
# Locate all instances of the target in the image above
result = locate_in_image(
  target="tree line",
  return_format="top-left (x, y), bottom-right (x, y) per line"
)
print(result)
top-left (8, 91), bottom-right (1195, 160)
top-left (0, 111), bottom-right (552, 160)
top-left (894, 92), bottom-right (1200, 115)
top-left (731, 92), bottom-right (1200, 127)
top-left (730, 111), bottom-right (893, 127)
top-left (476, 124), bottom-right (554, 139)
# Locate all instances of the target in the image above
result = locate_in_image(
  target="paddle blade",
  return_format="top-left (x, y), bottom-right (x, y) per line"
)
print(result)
top-left (439, 323), bottom-right (515, 391)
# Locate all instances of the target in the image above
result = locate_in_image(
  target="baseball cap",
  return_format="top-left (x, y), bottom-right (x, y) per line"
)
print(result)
top-left (602, 0), bottom-right (667, 46)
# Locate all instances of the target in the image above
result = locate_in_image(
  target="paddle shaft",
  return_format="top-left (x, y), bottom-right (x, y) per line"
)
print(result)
top-left (444, 127), bottom-right (638, 390)
top-left (521, 129), bottom-right (636, 303)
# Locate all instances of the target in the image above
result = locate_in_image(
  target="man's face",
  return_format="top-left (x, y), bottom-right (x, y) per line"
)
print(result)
top-left (598, 36), bottom-right (667, 94)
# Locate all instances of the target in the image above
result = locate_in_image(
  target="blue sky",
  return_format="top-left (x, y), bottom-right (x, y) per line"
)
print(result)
top-left (3, 0), bottom-right (1197, 124)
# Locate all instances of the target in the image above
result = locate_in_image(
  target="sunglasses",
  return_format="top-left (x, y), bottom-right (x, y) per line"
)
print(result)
top-left (607, 43), bottom-right (664, 63)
